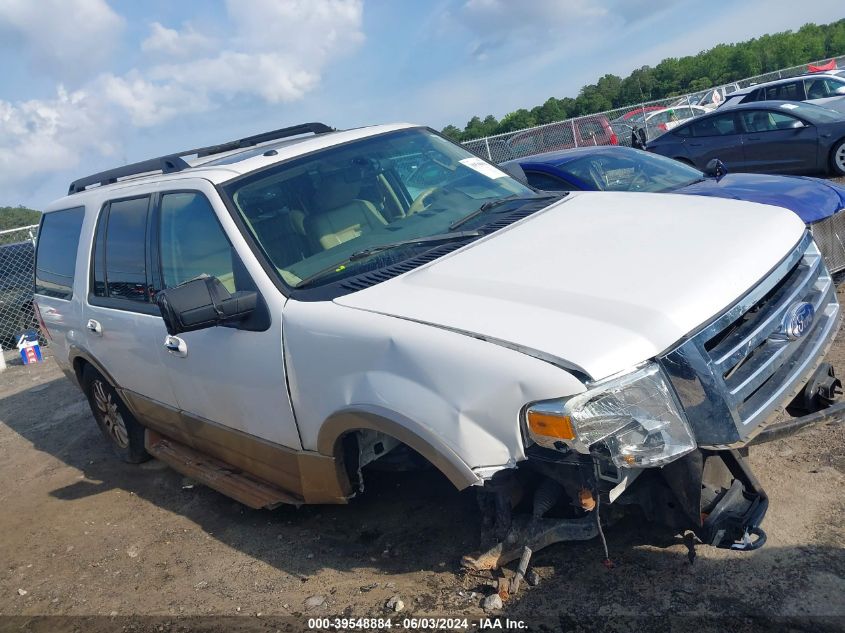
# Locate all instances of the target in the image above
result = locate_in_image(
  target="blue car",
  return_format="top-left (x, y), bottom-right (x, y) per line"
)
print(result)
top-left (502, 145), bottom-right (845, 272)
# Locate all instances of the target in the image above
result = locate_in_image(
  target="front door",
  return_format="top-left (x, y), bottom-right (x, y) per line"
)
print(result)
top-left (152, 185), bottom-right (301, 451)
top-left (737, 109), bottom-right (819, 174)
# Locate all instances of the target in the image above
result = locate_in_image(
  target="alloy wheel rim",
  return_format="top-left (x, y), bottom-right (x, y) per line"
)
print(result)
top-left (837, 145), bottom-right (845, 171)
top-left (93, 380), bottom-right (129, 448)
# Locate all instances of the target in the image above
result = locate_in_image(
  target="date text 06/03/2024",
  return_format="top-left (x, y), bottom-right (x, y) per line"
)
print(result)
top-left (306, 617), bottom-right (528, 629)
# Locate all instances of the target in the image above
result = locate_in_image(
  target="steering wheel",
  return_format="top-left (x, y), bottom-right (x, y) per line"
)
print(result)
top-left (588, 163), bottom-right (607, 191)
top-left (407, 187), bottom-right (438, 215)
top-left (628, 167), bottom-right (649, 191)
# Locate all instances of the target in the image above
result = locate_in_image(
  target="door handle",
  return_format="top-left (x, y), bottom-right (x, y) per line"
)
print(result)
top-left (86, 319), bottom-right (102, 335)
top-left (164, 335), bottom-right (187, 357)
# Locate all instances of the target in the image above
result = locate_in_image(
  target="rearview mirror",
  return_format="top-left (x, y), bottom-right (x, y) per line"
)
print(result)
top-left (704, 158), bottom-right (728, 180)
top-left (156, 276), bottom-right (258, 336)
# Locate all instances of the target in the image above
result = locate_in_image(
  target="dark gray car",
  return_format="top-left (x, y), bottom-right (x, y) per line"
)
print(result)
top-left (645, 101), bottom-right (845, 176)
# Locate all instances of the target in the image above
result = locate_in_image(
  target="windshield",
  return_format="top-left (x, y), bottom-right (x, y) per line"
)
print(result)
top-left (222, 128), bottom-right (534, 288)
top-left (774, 101), bottom-right (842, 122)
top-left (558, 149), bottom-right (704, 192)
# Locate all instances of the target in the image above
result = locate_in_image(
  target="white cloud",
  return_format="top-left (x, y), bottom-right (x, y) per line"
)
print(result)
top-left (141, 22), bottom-right (214, 59)
top-left (0, 86), bottom-right (117, 197)
top-left (104, 0), bottom-right (364, 126)
top-left (0, 0), bottom-right (365, 201)
top-left (0, 0), bottom-right (124, 81)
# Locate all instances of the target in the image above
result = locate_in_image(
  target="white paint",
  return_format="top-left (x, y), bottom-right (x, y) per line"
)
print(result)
top-left (337, 191), bottom-right (806, 380)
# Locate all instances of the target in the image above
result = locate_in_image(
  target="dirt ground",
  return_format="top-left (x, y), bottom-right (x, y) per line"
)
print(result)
top-left (1, 291), bottom-right (844, 631)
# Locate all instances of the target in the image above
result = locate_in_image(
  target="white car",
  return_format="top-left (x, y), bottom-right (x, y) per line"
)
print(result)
top-left (720, 72), bottom-right (845, 112)
top-left (641, 105), bottom-right (708, 139)
top-left (34, 122), bottom-right (841, 566)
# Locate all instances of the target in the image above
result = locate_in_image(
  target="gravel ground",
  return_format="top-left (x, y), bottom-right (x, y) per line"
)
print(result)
top-left (0, 269), bottom-right (844, 632)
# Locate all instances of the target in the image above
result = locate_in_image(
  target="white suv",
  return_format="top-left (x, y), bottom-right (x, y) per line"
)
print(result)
top-left (34, 122), bottom-right (841, 564)
top-left (721, 71), bottom-right (845, 111)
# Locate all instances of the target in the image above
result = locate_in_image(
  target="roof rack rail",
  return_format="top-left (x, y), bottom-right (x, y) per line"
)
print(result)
top-left (68, 122), bottom-right (334, 195)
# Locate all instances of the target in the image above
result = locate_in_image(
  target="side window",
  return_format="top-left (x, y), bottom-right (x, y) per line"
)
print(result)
top-left (35, 207), bottom-right (85, 300)
top-left (159, 192), bottom-right (238, 293)
top-left (92, 196), bottom-right (151, 303)
top-left (805, 78), bottom-right (844, 99)
top-left (690, 114), bottom-right (737, 137)
top-left (766, 81), bottom-right (803, 101)
top-left (740, 111), bottom-right (801, 133)
top-left (524, 171), bottom-right (576, 192)
top-left (740, 89), bottom-right (759, 103)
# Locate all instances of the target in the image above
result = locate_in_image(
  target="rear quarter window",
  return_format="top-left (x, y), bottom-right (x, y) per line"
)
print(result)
top-left (35, 207), bottom-right (85, 300)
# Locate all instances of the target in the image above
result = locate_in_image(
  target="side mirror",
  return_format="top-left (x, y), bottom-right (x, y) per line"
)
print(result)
top-left (834, 86), bottom-right (845, 96)
top-left (704, 158), bottom-right (728, 180)
top-left (156, 276), bottom-right (257, 336)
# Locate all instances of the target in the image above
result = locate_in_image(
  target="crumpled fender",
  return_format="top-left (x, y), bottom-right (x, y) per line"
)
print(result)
top-left (284, 299), bottom-right (585, 486)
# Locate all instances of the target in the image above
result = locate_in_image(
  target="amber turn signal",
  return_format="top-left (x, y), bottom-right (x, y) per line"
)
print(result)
top-left (526, 410), bottom-right (576, 440)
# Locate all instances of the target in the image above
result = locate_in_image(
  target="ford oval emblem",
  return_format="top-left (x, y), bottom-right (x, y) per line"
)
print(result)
top-left (782, 302), bottom-right (815, 341)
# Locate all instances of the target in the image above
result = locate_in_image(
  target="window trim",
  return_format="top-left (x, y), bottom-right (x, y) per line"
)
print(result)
top-left (88, 194), bottom-right (158, 315)
top-left (154, 188), bottom-right (242, 291)
top-left (34, 206), bottom-right (85, 301)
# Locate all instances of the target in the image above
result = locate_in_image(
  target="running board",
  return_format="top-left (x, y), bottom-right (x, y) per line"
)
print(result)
top-left (145, 430), bottom-right (302, 509)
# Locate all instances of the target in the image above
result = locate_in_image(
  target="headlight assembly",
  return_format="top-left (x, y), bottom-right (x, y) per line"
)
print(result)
top-left (525, 363), bottom-right (696, 468)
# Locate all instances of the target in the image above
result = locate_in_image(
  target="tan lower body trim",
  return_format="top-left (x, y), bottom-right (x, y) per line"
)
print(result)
top-left (121, 390), bottom-right (352, 504)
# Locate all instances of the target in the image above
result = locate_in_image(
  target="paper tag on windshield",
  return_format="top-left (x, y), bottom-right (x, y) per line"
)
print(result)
top-left (779, 103), bottom-right (799, 110)
top-left (459, 156), bottom-right (508, 179)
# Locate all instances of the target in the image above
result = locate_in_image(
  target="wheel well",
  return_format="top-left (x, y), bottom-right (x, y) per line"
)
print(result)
top-left (72, 356), bottom-right (90, 385)
top-left (828, 136), bottom-right (845, 170)
top-left (337, 429), bottom-right (442, 494)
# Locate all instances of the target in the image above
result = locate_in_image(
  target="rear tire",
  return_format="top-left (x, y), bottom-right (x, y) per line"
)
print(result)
top-left (830, 139), bottom-right (845, 176)
top-left (81, 365), bottom-right (149, 463)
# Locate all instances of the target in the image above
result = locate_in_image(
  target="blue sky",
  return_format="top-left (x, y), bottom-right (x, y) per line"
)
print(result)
top-left (1, 0), bottom-right (843, 208)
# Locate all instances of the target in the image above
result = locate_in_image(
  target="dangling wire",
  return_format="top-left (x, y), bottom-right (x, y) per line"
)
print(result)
top-left (592, 457), bottom-right (612, 568)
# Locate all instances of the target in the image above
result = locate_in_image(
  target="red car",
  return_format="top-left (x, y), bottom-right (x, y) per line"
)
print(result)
top-left (614, 105), bottom-right (665, 123)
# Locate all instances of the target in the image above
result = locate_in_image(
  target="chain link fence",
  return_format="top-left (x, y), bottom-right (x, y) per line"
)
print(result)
top-left (463, 54), bottom-right (845, 164)
top-left (0, 225), bottom-right (39, 351)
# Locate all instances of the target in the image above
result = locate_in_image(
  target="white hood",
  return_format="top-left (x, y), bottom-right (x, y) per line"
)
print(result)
top-left (335, 191), bottom-right (806, 380)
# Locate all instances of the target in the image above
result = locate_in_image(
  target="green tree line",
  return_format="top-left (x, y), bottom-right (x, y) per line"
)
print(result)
top-left (443, 19), bottom-right (845, 141)
top-left (0, 206), bottom-right (41, 232)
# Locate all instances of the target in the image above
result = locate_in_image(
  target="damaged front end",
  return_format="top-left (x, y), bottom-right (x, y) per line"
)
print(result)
top-left (464, 234), bottom-right (842, 570)
top-left (463, 359), bottom-right (841, 571)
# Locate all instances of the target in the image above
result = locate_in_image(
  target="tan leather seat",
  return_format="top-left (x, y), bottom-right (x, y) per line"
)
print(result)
top-left (307, 176), bottom-right (387, 249)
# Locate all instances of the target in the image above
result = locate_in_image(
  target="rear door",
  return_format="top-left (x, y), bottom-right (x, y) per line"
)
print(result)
top-left (83, 194), bottom-right (179, 425)
top-left (682, 112), bottom-right (745, 169)
top-left (736, 108), bottom-right (819, 173)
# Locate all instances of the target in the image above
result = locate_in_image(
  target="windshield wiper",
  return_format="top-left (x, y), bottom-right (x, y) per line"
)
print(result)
top-left (448, 193), bottom-right (561, 230)
top-left (297, 230), bottom-right (484, 288)
top-left (347, 230), bottom-right (484, 260)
